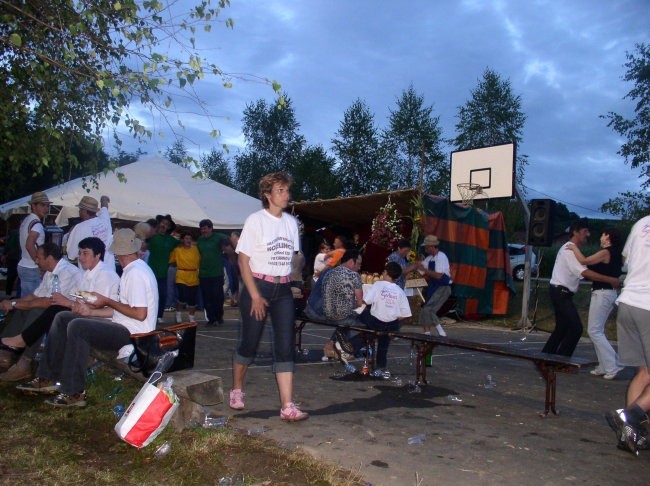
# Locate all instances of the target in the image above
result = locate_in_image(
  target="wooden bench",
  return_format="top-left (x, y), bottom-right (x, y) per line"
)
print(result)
top-left (386, 331), bottom-right (593, 416)
top-left (295, 316), bottom-right (595, 416)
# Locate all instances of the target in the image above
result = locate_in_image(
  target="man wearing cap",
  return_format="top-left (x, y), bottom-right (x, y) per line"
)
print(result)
top-left (197, 219), bottom-right (230, 326)
top-left (416, 235), bottom-right (452, 337)
top-left (17, 192), bottom-right (51, 296)
top-left (25, 228), bottom-right (157, 408)
top-left (65, 195), bottom-right (115, 272)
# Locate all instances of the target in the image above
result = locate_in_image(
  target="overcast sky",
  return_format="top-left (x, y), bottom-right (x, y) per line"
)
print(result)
top-left (121, 0), bottom-right (649, 218)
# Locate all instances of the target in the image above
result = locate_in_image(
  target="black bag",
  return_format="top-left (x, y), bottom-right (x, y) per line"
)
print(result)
top-left (128, 322), bottom-right (197, 377)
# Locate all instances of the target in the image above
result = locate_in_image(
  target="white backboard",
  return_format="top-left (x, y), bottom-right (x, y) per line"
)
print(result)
top-left (449, 143), bottom-right (515, 203)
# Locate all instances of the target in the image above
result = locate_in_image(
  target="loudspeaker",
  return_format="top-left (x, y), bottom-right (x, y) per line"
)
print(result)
top-left (527, 199), bottom-right (555, 247)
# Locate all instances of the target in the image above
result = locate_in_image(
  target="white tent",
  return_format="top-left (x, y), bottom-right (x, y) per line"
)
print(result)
top-left (0, 156), bottom-right (261, 229)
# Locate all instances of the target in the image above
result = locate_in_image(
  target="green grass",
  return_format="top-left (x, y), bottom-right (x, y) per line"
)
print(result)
top-left (0, 368), bottom-right (362, 486)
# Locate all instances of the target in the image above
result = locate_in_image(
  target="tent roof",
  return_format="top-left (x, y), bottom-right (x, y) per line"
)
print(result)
top-left (0, 156), bottom-right (261, 229)
top-left (289, 188), bottom-right (420, 227)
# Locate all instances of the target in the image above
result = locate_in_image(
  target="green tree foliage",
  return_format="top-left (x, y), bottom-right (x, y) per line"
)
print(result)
top-left (600, 43), bottom-right (650, 221)
top-left (452, 68), bottom-right (528, 187)
top-left (200, 147), bottom-right (234, 187)
top-left (291, 145), bottom-right (341, 201)
top-left (165, 139), bottom-right (191, 168)
top-left (331, 99), bottom-right (388, 196)
top-left (234, 94), bottom-right (305, 197)
top-left (381, 85), bottom-right (447, 195)
top-left (1, 0), bottom-right (277, 194)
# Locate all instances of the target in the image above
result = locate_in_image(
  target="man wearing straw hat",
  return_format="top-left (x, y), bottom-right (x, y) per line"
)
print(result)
top-left (65, 195), bottom-right (115, 272)
top-left (417, 235), bottom-right (452, 337)
top-left (17, 192), bottom-right (51, 297)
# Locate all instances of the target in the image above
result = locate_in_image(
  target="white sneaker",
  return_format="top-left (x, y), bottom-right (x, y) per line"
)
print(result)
top-left (603, 367), bottom-right (625, 380)
top-left (175, 312), bottom-right (182, 323)
top-left (436, 324), bottom-right (447, 337)
top-left (590, 368), bottom-right (606, 376)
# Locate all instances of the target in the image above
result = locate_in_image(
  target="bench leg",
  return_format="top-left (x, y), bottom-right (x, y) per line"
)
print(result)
top-left (414, 342), bottom-right (434, 385)
top-left (535, 362), bottom-right (559, 416)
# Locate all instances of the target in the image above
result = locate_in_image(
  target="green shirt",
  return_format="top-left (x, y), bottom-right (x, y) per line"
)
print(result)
top-left (197, 232), bottom-right (229, 278)
top-left (147, 233), bottom-right (179, 278)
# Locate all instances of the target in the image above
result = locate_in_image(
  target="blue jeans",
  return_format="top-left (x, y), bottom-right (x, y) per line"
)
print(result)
top-left (234, 278), bottom-right (295, 373)
top-left (587, 289), bottom-right (620, 373)
top-left (17, 265), bottom-right (41, 297)
top-left (353, 310), bottom-right (400, 368)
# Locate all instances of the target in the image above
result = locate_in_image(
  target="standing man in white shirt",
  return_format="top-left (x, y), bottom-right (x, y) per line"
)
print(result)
top-left (65, 195), bottom-right (115, 272)
top-left (541, 220), bottom-right (621, 357)
top-left (605, 215), bottom-right (650, 455)
top-left (417, 235), bottom-right (452, 337)
top-left (17, 192), bottom-right (51, 296)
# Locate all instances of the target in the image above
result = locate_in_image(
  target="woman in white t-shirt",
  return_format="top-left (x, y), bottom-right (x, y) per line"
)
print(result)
top-left (230, 172), bottom-right (308, 422)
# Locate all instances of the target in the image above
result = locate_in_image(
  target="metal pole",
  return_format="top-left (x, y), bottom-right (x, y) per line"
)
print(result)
top-left (515, 183), bottom-right (532, 330)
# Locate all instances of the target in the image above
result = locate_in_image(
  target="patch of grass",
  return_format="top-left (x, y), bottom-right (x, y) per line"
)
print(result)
top-left (0, 367), bottom-right (363, 486)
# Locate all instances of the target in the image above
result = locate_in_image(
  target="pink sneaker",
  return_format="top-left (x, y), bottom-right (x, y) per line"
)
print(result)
top-left (229, 389), bottom-right (245, 410)
top-left (280, 402), bottom-right (309, 422)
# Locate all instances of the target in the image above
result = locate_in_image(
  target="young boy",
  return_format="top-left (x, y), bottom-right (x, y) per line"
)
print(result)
top-left (343, 261), bottom-right (411, 371)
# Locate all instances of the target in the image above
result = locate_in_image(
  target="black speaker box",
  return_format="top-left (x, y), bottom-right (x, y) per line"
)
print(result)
top-left (527, 199), bottom-right (555, 247)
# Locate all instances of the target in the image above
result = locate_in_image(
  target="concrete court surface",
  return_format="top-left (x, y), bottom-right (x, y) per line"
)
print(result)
top-left (190, 307), bottom-right (650, 486)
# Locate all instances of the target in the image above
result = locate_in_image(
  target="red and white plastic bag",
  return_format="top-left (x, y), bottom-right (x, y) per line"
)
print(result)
top-left (115, 372), bottom-right (180, 448)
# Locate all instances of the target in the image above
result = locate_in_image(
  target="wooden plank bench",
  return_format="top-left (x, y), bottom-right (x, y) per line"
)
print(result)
top-left (391, 331), bottom-right (594, 416)
top-left (295, 315), bottom-right (595, 416)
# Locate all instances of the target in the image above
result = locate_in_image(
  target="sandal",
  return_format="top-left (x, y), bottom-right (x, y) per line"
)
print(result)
top-left (0, 342), bottom-right (24, 356)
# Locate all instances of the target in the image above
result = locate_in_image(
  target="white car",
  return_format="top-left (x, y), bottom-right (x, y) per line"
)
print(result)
top-left (508, 244), bottom-right (538, 281)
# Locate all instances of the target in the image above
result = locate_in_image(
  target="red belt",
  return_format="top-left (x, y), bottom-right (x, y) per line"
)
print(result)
top-left (252, 272), bottom-right (291, 284)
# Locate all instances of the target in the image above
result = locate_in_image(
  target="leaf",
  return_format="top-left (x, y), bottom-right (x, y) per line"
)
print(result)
top-left (9, 33), bottom-right (22, 47)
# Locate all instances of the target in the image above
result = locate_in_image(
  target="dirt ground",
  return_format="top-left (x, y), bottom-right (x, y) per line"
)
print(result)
top-left (194, 307), bottom-right (650, 486)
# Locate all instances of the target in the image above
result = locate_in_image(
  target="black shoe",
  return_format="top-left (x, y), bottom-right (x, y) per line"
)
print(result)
top-left (606, 410), bottom-right (639, 456)
top-left (206, 320), bottom-right (217, 327)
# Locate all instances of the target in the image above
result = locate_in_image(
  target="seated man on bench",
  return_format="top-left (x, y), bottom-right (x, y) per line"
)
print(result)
top-left (304, 249), bottom-right (363, 360)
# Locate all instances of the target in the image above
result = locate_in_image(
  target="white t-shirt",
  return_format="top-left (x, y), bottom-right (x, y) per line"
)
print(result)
top-left (112, 259), bottom-right (158, 358)
top-left (617, 215), bottom-right (650, 311)
top-left (65, 208), bottom-right (115, 271)
top-left (364, 280), bottom-right (412, 322)
top-left (236, 209), bottom-right (300, 277)
top-left (550, 242), bottom-right (586, 293)
top-left (34, 259), bottom-right (83, 298)
top-left (313, 253), bottom-right (328, 281)
top-left (18, 213), bottom-right (45, 269)
top-left (78, 260), bottom-right (120, 300)
top-left (421, 252), bottom-right (452, 279)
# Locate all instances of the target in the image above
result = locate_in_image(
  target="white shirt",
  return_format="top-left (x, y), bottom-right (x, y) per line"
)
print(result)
top-left (364, 280), bottom-right (412, 322)
top-left (617, 215), bottom-right (650, 311)
top-left (18, 213), bottom-right (45, 269)
top-left (78, 260), bottom-right (120, 300)
top-left (34, 259), bottom-right (83, 298)
top-left (112, 258), bottom-right (158, 358)
top-left (236, 209), bottom-right (300, 277)
top-left (313, 253), bottom-right (328, 281)
top-left (65, 208), bottom-right (115, 271)
top-left (550, 242), bottom-right (587, 293)
top-left (422, 252), bottom-right (452, 280)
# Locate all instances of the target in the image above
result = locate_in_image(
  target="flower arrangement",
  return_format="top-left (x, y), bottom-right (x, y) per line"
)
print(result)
top-left (370, 199), bottom-right (403, 249)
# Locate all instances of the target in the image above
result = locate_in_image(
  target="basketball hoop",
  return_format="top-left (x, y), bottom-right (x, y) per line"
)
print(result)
top-left (456, 183), bottom-right (483, 205)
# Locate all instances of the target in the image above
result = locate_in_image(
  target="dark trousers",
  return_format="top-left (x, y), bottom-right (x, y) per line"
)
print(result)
top-left (5, 258), bottom-right (18, 296)
top-left (21, 305), bottom-right (68, 347)
top-left (200, 276), bottom-right (225, 323)
top-left (39, 311), bottom-right (130, 395)
top-left (349, 308), bottom-right (400, 368)
top-left (156, 277), bottom-right (167, 318)
top-left (542, 285), bottom-right (583, 356)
